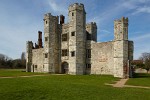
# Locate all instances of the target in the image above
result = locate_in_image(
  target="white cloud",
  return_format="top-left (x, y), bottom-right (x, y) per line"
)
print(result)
top-left (47, 0), bottom-right (67, 15)
top-left (100, 30), bottom-right (111, 34)
top-left (132, 6), bottom-right (150, 15)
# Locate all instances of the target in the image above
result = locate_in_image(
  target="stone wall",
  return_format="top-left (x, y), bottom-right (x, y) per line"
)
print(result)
top-left (91, 41), bottom-right (114, 75)
top-left (32, 48), bottom-right (44, 72)
top-left (26, 3), bottom-right (134, 78)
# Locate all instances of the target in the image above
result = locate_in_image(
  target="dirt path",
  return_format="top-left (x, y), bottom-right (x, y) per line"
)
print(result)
top-left (105, 78), bottom-right (150, 89)
top-left (113, 78), bottom-right (128, 87)
top-left (0, 74), bottom-right (65, 79)
top-left (0, 75), bottom-right (49, 79)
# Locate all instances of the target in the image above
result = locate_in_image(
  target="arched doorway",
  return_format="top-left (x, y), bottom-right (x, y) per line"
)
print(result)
top-left (61, 62), bottom-right (69, 74)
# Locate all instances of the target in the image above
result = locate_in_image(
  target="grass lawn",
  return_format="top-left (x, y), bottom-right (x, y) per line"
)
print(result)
top-left (126, 73), bottom-right (150, 87)
top-left (0, 70), bottom-right (150, 100)
top-left (0, 69), bottom-right (48, 77)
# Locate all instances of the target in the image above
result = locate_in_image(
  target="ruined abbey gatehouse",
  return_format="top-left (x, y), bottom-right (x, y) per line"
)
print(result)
top-left (26, 3), bottom-right (134, 78)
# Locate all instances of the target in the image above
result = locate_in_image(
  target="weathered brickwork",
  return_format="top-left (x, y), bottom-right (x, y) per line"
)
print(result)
top-left (26, 3), bottom-right (134, 78)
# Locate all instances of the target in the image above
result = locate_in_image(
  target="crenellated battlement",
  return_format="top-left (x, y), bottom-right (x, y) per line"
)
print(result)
top-left (26, 41), bottom-right (33, 49)
top-left (44, 13), bottom-right (59, 22)
top-left (69, 3), bottom-right (85, 12)
top-left (86, 22), bottom-right (97, 28)
top-left (114, 17), bottom-right (128, 24)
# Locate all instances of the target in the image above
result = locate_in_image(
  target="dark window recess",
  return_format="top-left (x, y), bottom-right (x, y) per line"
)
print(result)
top-left (72, 12), bottom-right (74, 16)
top-left (86, 64), bottom-right (91, 69)
top-left (62, 34), bottom-right (67, 41)
top-left (45, 37), bottom-right (48, 41)
top-left (45, 21), bottom-right (47, 24)
top-left (45, 53), bottom-right (48, 58)
top-left (71, 31), bottom-right (75, 36)
top-left (71, 51), bottom-right (75, 57)
top-left (35, 65), bottom-right (37, 68)
top-left (86, 49), bottom-right (91, 58)
top-left (62, 49), bottom-right (68, 56)
top-left (86, 31), bottom-right (92, 40)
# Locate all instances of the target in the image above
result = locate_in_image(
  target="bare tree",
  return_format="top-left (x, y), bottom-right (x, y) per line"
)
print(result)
top-left (20, 52), bottom-right (26, 68)
top-left (139, 52), bottom-right (150, 73)
top-left (21, 52), bottom-right (25, 61)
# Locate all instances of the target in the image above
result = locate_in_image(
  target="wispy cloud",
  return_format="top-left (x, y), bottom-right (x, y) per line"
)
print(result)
top-left (131, 33), bottom-right (150, 41)
top-left (130, 33), bottom-right (150, 59)
top-left (132, 6), bottom-right (150, 15)
top-left (100, 30), bottom-right (111, 34)
top-left (47, 0), bottom-right (67, 15)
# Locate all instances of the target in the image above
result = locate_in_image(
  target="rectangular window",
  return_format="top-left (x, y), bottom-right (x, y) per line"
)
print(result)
top-left (86, 49), bottom-right (91, 58)
top-left (62, 34), bottom-right (67, 41)
top-left (35, 65), bottom-right (37, 68)
top-left (72, 12), bottom-right (74, 16)
top-left (86, 64), bottom-right (91, 69)
top-left (62, 49), bottom-right (68, 56)
top-left (45, 37), bottom-right (48, 41)
top-left (71, 31), bottom-right (75, 36)
top-left (71, 51), bottom-right (75, 57)
top-left (45, 53), bottom-right (48, 58)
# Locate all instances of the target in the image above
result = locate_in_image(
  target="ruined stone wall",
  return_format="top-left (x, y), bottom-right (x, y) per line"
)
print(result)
top-left (32, 48), bottom-right (44, 72)
top-left (91, 41), bottom-right (114, 75)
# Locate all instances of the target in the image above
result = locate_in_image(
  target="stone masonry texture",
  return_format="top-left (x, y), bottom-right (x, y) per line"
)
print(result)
top-left (26, 3), bottom-right (134, 78)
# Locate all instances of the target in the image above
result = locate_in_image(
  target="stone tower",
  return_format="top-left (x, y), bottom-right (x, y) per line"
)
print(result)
top-left (114, 17), bottom-right (129, 78)
top-left (43, 13), bottom-right (60, 73)
top-left (26, 41), bottom-right (33, 72)
top-left (68, 3), bottom-right (86, 74)
top-left (86, 22), bottom-right (97, 42)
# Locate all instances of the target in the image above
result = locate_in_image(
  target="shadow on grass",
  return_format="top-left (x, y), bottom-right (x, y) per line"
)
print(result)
top-left (133, 73), bottom-right (150, 78)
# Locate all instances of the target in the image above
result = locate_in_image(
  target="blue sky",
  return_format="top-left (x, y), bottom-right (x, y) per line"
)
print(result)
top-left (0, 0), bottom-right (150, 59)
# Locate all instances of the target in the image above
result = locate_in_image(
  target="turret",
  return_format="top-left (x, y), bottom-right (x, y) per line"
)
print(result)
top-left (68, 3), bottom-right (86, 74)
top-left (113, 17), bottom-right (129, 78)
top-left (86, 22), bottom-right (97, 42)
top-left (60, 15), bottom-right (65, 24)
top-left (114, 17), bottom-right (128, 41)
top-left (38, 31), bottom-right (43, 48)
top-left (26, 41), bottom-right (33, 72)
top-left (43, 13), bottom-right (60, 73)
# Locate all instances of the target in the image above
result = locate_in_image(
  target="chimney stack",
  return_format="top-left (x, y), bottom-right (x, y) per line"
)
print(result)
top-left (60, 15), bottom-right (65, 24)
top-left (38, 31), bottom-right (43, 48)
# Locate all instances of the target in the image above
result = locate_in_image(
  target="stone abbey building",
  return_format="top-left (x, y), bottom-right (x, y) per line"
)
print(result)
top-left (26, 3), bottom-right (133, 78)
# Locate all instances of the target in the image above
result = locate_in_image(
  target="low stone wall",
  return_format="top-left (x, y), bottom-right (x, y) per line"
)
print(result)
top-left (135, 68), bottom-right (147, 73)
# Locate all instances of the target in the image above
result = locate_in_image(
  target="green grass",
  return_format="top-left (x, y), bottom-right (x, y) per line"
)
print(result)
top-left (0, 70), bottom-right (150, 100)
top-left (0, 69), bottom-right (48, 77)
top-left (126, 73), bottom-right (150, 87)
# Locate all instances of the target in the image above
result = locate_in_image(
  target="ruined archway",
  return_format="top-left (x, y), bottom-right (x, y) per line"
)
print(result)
top-left (61, 62), bottom-right (69, 74)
